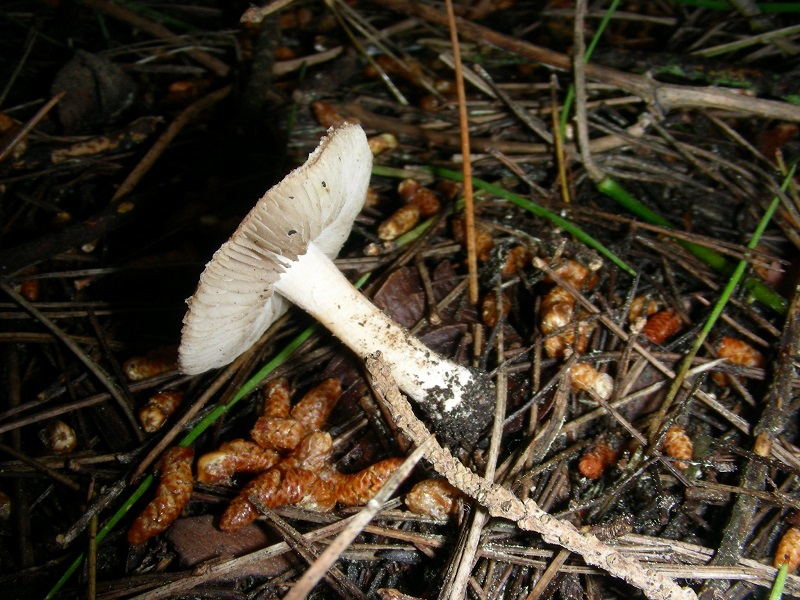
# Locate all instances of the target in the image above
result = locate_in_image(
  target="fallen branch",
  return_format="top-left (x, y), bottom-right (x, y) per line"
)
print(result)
top-left (78, 0), bottom-right (230, 77)
top-left (365, 352), bottom-right (698, 600)
top-left (375, 0), bottom-right (800, 123)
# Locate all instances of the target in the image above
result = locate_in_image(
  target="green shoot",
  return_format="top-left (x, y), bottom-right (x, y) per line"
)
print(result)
top-left (769, 561), bottom-right (789, 600)
top-left (420, 165), bottom-right (636, 276)
top-left (46, 266), bottom-right (374, 599)
top-left (650, 164), bottom-right (795, 429)
top-left (597, 176), bottom-right (790, 314)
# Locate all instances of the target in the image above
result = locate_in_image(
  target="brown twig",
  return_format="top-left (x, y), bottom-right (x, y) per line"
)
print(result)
top-left (377, 0), bottom-right (800, 123)
top-left (342, 102), bottom-right (649, 157)
top-left (240, 0), bottom-right (297, 23)
top-left (573, 0), bottom-right (604, 183)
top-left (550, 76), bottom-right (571, 205)
top-left (78, 0), bottom-right (230, 78)
top-left (0, 441), bottom-right (81, 492)
top-left (56, 478), bottom-right (127, 548)
top-left (255, 506), bottom-right (367, 600)
top-left (366, 352), bottom-right (697, 600)
top-left (473, 64), bottom-right (553, 144)
top-left (0, 278), bottom-right (143, 441)
top-left (283, 437), bottom-right (431, 600)
top-left (0, 373), bottom-right (183, 435)
top-left (449, 311), bottom-right (508, 598)
top-left (700, 286), bottom-right (800, 598)
top-left (111, 85), bottom-right (232, 204)
top-left (527, 548), bottom-right (572, 598)
top-left (444, 0), bottom-right (479, 306)
top-left (0, 93), bottom-right (63, 163)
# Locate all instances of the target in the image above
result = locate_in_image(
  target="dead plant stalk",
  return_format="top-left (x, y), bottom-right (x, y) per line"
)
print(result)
top-left (366, 353), bottom-right (697, 600)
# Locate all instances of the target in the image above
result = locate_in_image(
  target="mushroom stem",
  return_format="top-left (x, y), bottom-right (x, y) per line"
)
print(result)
top-left (274, 242), bottom-right (480, 415)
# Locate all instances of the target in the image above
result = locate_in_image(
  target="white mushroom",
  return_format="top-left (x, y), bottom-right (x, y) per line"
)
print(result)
top-left (179, 123), bottom-right (491, 444)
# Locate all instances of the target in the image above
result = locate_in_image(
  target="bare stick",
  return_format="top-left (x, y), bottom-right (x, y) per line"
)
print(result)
top-left (111, 85), bottom-right (232, 203)
top-left (0, 93), bottom-right (63, 163)
top-left (0, 278), bottom-right (142, 441)
top-left (444, 0), bottom-right (479, 305)
top-left (78, 0), bottom-right (230, 77)
top-left (283, 437), bottom-right (432, 600)
top-left (377, 0), bottom-right (800, 123)
top-left (573, 0), bottom-right (604, 183)
top-left (365, 353), bottom-right (697, 600)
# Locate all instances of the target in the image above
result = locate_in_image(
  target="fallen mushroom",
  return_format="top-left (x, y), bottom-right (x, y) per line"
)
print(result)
top-left (178, 123), bottom-right (492, 444)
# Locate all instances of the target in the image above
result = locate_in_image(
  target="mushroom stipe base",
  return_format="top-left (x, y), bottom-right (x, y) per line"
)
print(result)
top-left (420, 374), bottom-right (495, 448)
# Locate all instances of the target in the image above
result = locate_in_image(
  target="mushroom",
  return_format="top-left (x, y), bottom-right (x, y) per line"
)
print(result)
top-left (179, 123), bottom-right (492, 444)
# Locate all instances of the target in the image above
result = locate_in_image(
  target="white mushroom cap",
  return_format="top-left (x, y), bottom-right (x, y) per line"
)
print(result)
top-left (179, 123), bottom-right (372, 374)
top-left (179, 123), bottom-right (493, 446)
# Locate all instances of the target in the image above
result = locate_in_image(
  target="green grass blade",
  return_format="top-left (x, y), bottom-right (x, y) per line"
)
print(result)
top-left (597, 175), bottom-right (789, 313)
top-left (769, 561), bottom-right (789, 600)
top-left (45, 324), bottom-right (324, 597)
top-left (415, 165), bottom-right (637, 276)
top-left (651, 166), bottom-right (790, 436)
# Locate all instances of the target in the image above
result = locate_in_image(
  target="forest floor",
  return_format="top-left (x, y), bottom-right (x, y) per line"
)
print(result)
top-left (1, 1), bottom-right (800, 599)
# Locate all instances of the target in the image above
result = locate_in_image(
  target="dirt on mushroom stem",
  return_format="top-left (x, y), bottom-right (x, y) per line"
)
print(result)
top-left (274, 242), bottom-right (494, 447)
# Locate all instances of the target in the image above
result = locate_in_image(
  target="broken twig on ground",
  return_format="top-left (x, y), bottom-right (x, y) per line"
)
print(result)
top-left (365, 352), bottom-right (697, 600)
